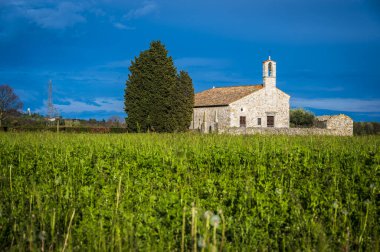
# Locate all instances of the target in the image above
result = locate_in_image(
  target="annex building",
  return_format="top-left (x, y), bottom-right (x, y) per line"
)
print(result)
top-left (190, 57), bottom-right (290, 133)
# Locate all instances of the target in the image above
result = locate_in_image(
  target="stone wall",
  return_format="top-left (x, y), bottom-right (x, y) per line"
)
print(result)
top-left (190, 106), bottom-right (230, 133)
top-left (224, 126), bottom-right (353, 136)
top-left (191, 86), bottom-right (290, 132)
top-left (229, 87), bottom-right (290, 128)
top-left (315, 114), bottom-right (353, 136)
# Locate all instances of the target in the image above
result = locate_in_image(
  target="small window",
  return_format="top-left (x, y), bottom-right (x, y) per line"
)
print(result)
top-left (258, 118), bottom-right (261, 125)
top-left (241, 108), bottom-right (243, 112)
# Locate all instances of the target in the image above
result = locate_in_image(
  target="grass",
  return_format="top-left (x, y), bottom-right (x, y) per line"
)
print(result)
top-left (0, 133), bottom-right (379, 251)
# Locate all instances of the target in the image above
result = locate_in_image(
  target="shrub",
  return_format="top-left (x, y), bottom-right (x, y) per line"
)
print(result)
top-left (290, 108), bottom-right (315, 127)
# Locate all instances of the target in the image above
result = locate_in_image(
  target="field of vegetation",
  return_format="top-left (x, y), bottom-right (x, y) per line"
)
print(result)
top-left (0, 133), bottom-right (379, 251)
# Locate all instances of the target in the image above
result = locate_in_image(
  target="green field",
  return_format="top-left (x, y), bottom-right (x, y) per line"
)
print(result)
top-left (1, 133), bottom-right (379, 251)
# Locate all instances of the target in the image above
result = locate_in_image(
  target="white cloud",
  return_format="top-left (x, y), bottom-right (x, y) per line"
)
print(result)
top-left (54, 98), bottom-right (124, 114)
top-left (36, 97), bottom-right (124, 115)
top-left (24, 2), bottom-right (86, 29)
top-left (292, 97), bottom-right (380, 113)
top-left (124, 1), bottom-right (157, 19)
top-left (113, 22), bottom-right (135, 30)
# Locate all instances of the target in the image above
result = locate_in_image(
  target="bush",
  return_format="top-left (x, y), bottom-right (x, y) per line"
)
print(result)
top-left (290, 108), bottom-right (315, 127)
top-left (354, 122), bottom-right (380, 135)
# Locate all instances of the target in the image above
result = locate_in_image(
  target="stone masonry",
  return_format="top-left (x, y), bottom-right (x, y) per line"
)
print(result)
top-left (191, 57), bottom-right (290, 133)
top-left (229, 88), bottom-right (289, 129)
top-left (314, 114), bottom-right (353, 136)
top-left (190, 57), bottom-right (353, 136)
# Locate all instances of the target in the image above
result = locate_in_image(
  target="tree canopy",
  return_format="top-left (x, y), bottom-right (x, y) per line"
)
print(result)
top-left (0, 84), bottom-right (23, 127)
top-left (174, 71), bottom-right (194, 131)
top-left (124, 41), bottom-right (194, 132)
top-left (290, 108), bottom-right (315, 127)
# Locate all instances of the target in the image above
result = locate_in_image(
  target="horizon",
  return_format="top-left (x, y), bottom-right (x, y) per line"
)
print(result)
top-left (1, 0), bottom-right (380, 122)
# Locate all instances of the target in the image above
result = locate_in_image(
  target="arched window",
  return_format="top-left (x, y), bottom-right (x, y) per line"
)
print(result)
top-left (268, 62), bottom-right (272, 77)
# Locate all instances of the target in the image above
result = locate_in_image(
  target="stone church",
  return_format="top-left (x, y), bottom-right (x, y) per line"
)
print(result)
top-left (190, 57), bottom-right (290, 133)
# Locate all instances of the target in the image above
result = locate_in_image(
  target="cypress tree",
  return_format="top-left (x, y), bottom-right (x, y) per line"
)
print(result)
top-left (124, 41), bottom-right (181, 132)
top-left (175, 71), bottom-right (194, 131)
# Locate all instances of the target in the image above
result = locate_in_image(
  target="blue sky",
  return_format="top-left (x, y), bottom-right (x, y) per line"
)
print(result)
top-left (1, 0), bottom-right (380, 121)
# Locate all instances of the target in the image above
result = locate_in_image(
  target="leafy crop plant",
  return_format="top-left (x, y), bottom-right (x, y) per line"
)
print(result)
top-left (0, 133), bottom-right (379, 251)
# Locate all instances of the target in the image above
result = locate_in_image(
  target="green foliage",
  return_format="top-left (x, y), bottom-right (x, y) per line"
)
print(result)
top-left (125, 41), bottom-right (191, 132)
top-left (354, 122), bottom-right (380, 135)
top-left (174, 71), bottom-right (194, 131)
top-left (124, 41), bottom-right (194, 132)
top-left (0, 133), bottom-right (379, 251)
top-left (290, 108), bottom-right (315, 127)
top-left (5, 112), bottom-right (46, 128)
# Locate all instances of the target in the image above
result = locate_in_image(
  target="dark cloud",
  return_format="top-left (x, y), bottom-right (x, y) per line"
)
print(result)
top-left (1, 0), bottom-right (380, 121)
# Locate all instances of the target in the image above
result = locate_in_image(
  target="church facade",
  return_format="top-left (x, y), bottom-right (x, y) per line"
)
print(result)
top-left (190, 57), bottom-right (290, 133)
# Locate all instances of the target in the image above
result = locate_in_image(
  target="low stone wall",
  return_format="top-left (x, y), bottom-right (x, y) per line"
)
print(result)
top-left (315, 114), bottom-right (353, 136)
top-left (223, 127), bottom-right (353, 136)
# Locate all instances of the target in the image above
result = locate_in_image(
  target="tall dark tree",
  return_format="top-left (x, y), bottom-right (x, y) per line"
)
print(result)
top-left (124, 41), bottom-right (180, 132)
top-left (174, 71), bottom-right (194, 131)
top-left (0, 84), bottom-right (23, 127)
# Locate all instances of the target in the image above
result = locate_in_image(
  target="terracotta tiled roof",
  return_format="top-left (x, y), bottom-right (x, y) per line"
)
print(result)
top-left (194, 84), bottom-right (263, 107)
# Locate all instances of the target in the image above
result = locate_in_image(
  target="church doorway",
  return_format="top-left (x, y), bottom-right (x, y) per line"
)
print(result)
top-left (267, 116), bottom-right (274, 127)
top-left (240, 116), bottom-right (246, 127)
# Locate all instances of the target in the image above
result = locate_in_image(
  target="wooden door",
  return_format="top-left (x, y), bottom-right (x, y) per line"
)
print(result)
top-left (267, 116), bottom-right (274, 127)
top-left (240, 116), bottom-right (246, 127)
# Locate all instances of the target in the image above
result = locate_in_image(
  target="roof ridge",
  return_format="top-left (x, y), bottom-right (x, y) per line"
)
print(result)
top-left (212, 84), bottom-right (263, 89)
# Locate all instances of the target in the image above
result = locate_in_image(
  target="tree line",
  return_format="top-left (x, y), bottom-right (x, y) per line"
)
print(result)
top-left (1, 41), bottom-right (195, 132)
top-left (354, 122), bottom-right (380, 135)
top-left (2, 40), bottom-right (380, 135)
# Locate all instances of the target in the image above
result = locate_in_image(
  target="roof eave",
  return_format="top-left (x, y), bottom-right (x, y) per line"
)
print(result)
top-left (193, 104), bottom-right (229, 108)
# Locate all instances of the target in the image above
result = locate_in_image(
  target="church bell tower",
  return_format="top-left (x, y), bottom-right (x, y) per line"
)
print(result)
top-left (263, 56), bottom-right (276, 89)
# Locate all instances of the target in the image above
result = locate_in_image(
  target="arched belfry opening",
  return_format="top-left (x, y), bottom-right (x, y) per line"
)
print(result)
top-left (268, 62), bottom-right (272, 77)
top-left (263, 57), bottom-right (276, 88)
